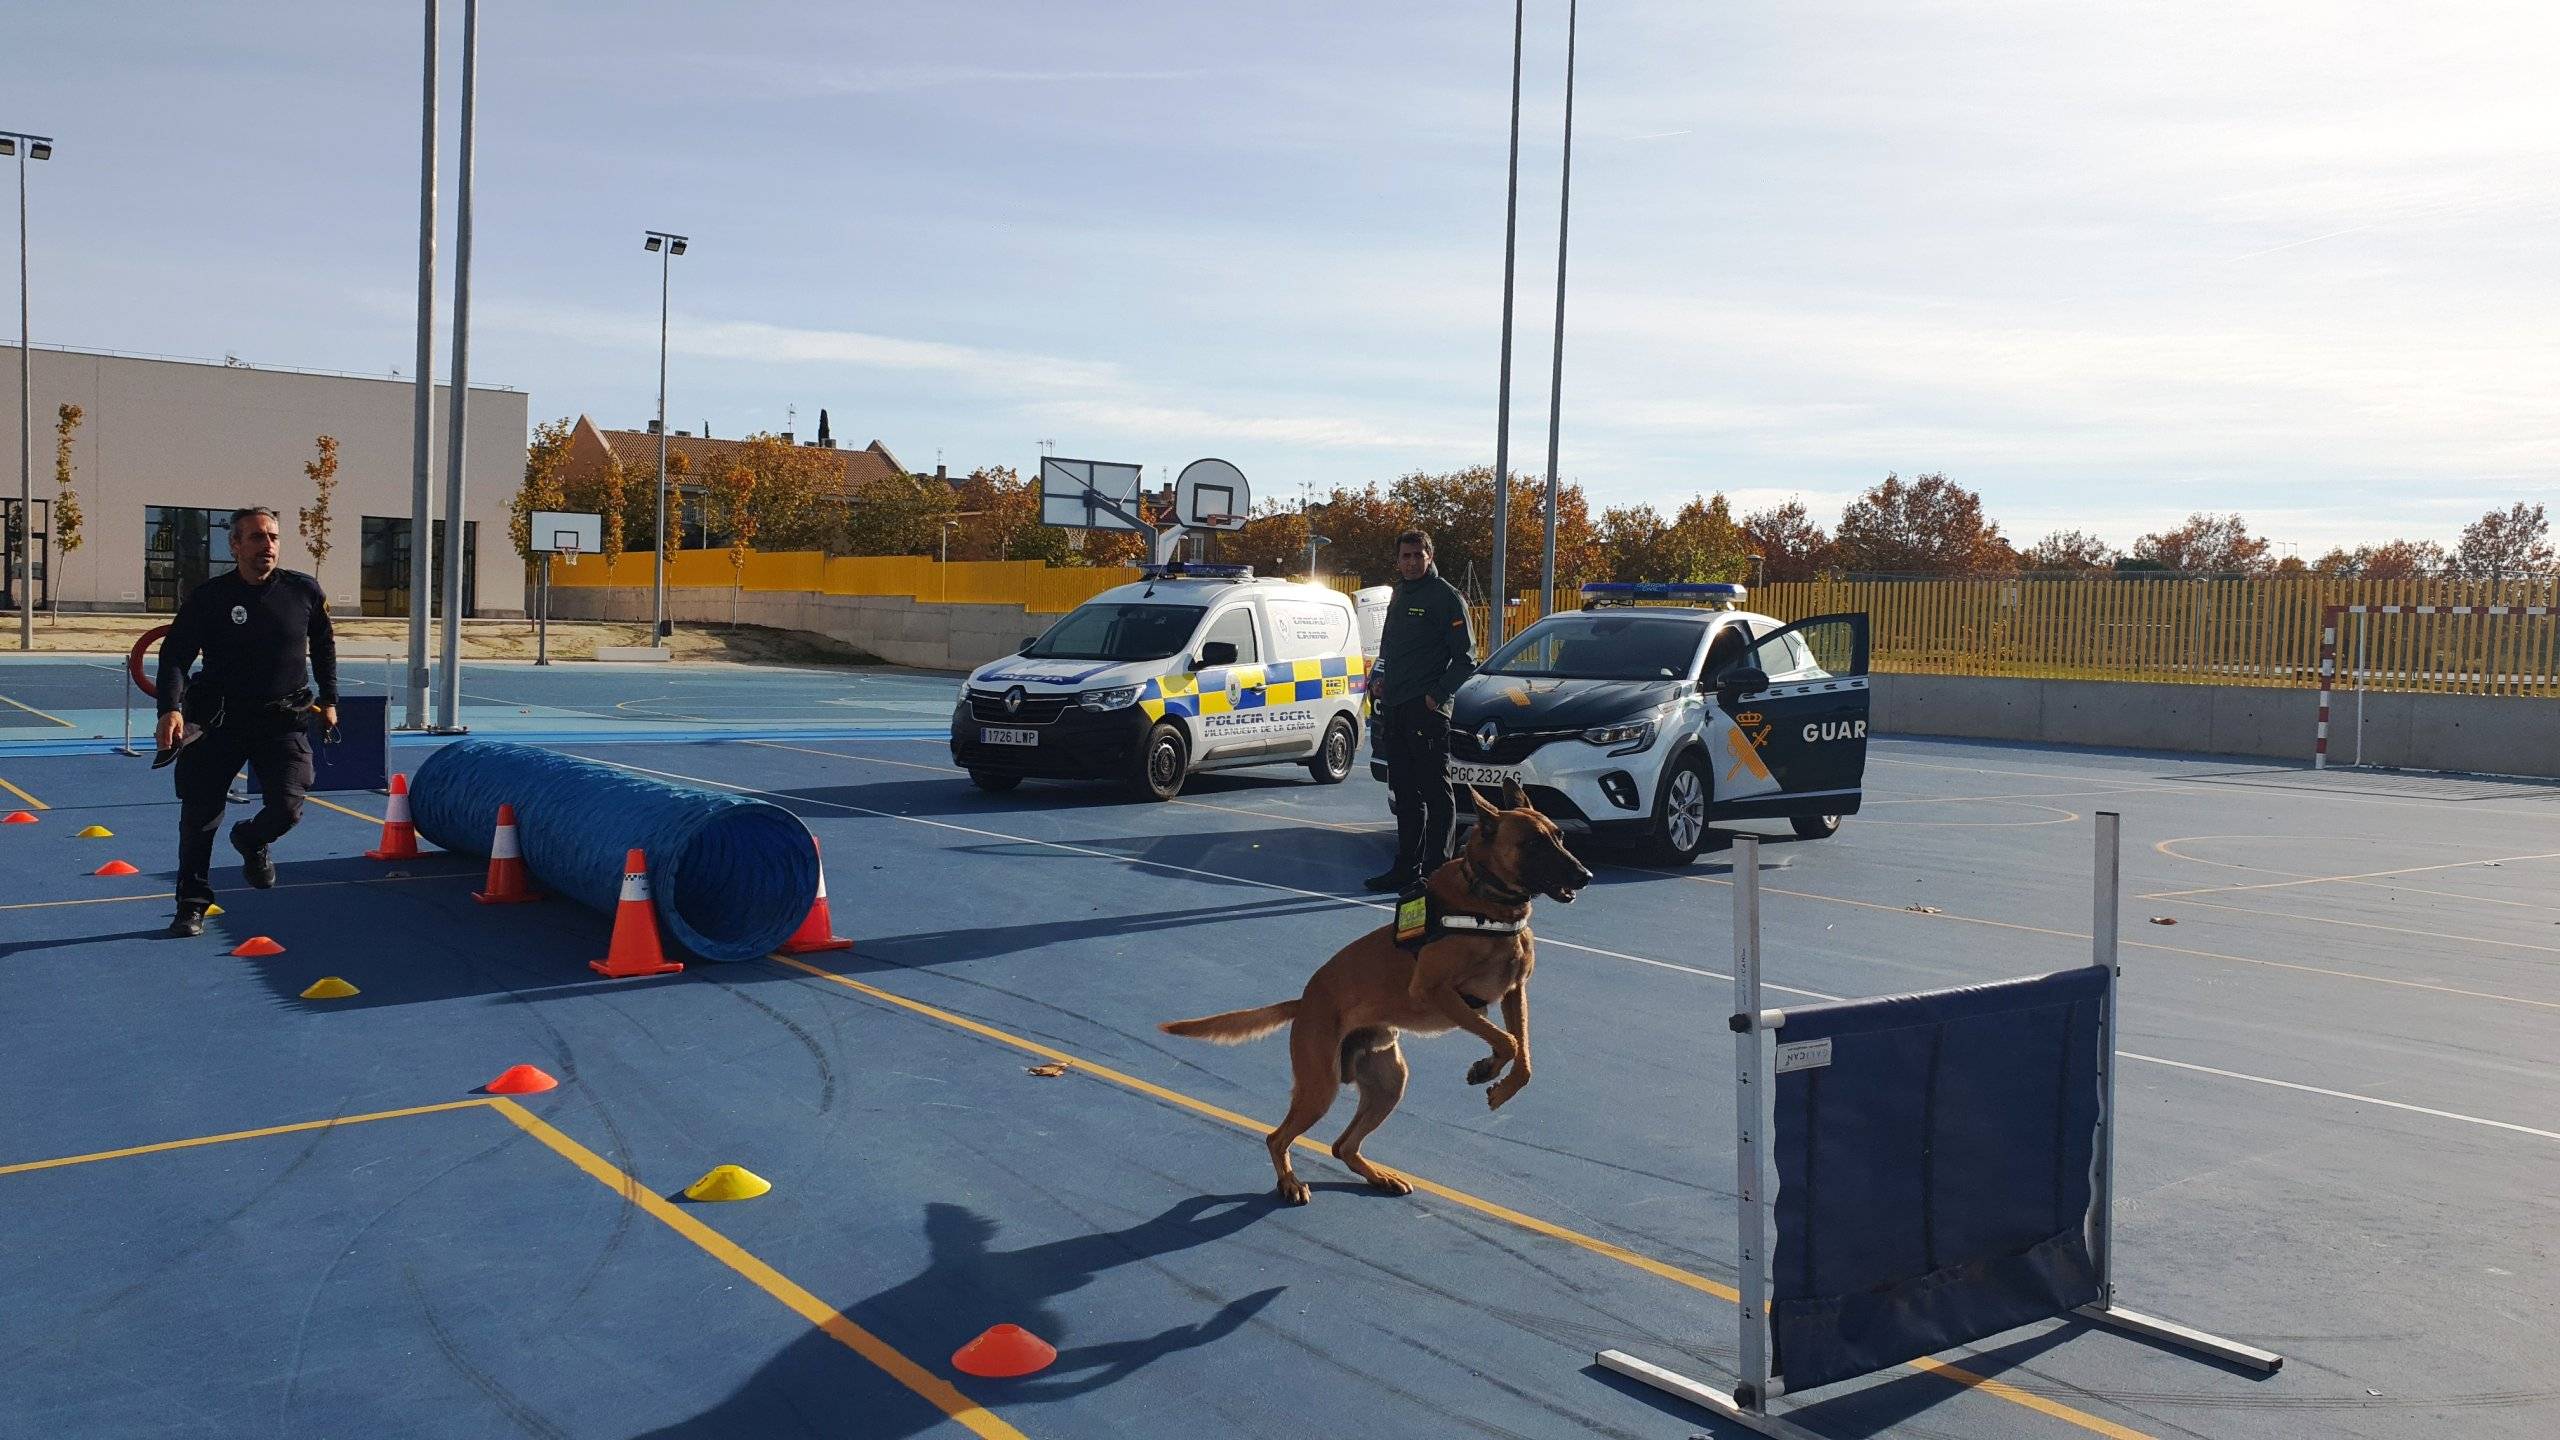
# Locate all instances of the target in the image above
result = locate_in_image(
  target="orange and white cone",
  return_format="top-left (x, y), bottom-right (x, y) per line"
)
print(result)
top-left (473, 803), bottom-right (542, 905)
top-left (779, 835), bottom-right (854, 954)
top-left (365, 773), bottom-right (420, 861)
top-left (591, 848), bottom-right (683, 978)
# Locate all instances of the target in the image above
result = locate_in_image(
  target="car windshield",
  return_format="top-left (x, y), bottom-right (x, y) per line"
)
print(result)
top-left (1479, 615), bottom-right (1703, 681)
top-left (1023, 603), bottom-right (1206, 662)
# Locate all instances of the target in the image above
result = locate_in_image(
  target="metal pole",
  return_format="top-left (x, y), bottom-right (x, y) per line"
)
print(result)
top-left (653, 245), bottom-right (671, 642)
top-left (434, 0), bottom-right (476, 732)
top-left (2089, 811), bottom-right (2122, 1304)
top-left (405, 0), bottom-right (438, 729)
top-left (535, 560), bottom-right (548, 666)
top-left (1732, 832), bottom-right (1773, 1409)
top-left (2354, 610), bottom-right (2368, 767)
top-left (1488, 0), bottom-right (1525, 645)
top-left (16, 143), bottom-right (30, 650)
top-left (1538, 0), bottom-right (1578, 608)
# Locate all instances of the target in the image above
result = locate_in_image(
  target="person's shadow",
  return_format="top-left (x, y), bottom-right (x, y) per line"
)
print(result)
top-left (636, 1195), bottom-right (1284, 1437)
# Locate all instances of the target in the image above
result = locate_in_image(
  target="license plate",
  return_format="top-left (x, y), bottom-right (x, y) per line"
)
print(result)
top-left (1448, 762), bottom-right (1516, 786)
top-left (980, 727), bottom-right (1038, 747)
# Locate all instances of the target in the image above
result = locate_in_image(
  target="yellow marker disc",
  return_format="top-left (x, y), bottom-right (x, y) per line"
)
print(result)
top-left (300, 977), bottom-right (360, 1000)
top-left (683, 1164), bottom-right (772, 1202)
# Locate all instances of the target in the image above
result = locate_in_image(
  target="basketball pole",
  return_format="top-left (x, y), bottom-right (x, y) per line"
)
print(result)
top-left (1488, 0), bottom-right (1525, 646)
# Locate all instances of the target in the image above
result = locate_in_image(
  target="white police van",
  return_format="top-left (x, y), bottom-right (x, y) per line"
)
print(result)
top-left (1374, 582), bottom-right (1872, 863)
top-left (952, 563), bottom-right (1381, 801)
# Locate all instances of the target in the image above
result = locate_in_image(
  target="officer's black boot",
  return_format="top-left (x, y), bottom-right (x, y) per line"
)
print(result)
top-left (168, 904), bottom-right (208, 938)
top-left (231, 822), bottom-right (277, 889)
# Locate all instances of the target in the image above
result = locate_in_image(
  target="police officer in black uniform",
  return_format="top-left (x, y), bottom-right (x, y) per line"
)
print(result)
top-left (154, 506), bottom-right (338, 937)
top-left (1364, 528), bottom-right (1476, 892)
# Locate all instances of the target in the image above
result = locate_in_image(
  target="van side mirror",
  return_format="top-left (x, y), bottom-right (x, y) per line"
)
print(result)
top-left (1196, 640), bottom-right (1239, 669)
top-left (1716, 666), bottom-right (1769, 706)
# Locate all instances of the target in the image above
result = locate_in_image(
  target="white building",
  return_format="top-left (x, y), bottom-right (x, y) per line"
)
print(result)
top-left (1, 344), bottom-right (529, 617)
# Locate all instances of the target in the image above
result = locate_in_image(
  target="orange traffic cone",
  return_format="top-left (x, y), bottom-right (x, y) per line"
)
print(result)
top-left (779, 835), bottom-right (854, 954)
top-left (952, 1324), bottom-right (1057, 1378)
top-left (365, 774), bottom-right (419, 860)
top-left (591, 849), bottom-right (683, 978)
top-left (482, 1063), bottom-right (558, 1094)
top-left (473, 804), bottom-right (541, 904)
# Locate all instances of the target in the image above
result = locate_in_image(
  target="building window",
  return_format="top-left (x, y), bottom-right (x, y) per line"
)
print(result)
top-left (360, 516), bottom-right (477, 618)
top-left (143, 506), bottom-right (237, 612)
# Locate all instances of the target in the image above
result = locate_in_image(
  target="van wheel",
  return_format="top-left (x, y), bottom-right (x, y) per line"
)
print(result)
top-left (1642, 754), bottom-right (1711, 866)
top-left (968, 770), bottom-right (1020, 793)
top-left (1132, 722), bottom-right (1189, 801)
top-left (1791, 813), bottom-right (1842, 840)
top-left (1306, 716), bottom-right (1357, 784)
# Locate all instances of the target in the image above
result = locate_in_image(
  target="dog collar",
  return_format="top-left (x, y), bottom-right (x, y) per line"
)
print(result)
top-left (1435, 911), bottom-right (1526, 936)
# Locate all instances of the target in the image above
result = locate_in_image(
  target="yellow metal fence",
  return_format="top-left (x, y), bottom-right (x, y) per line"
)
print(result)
top-left (1459, 577), bottom-right (2558, 698)
top-left (549, 549), bottom-right (1366, 616)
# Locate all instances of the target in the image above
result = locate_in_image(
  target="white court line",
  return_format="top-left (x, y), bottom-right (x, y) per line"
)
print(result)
top-left (1869, 753), bottom-right (2560, 822)
top-left (591, 746), bottom-right (2560, 1148)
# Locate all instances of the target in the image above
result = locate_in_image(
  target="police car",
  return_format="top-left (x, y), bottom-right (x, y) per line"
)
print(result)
top-left (952, 563), bottom-right (1381, 801)
top-left (1374, 582), bottom-right (1872, 864)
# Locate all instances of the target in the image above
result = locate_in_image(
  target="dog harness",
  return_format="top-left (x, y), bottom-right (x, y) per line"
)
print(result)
top-left (1394, 856), bottom-right (1531, 956)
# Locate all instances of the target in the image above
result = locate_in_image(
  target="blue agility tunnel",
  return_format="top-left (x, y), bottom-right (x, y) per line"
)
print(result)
top-left (410, 740), bottom-right (818, 962)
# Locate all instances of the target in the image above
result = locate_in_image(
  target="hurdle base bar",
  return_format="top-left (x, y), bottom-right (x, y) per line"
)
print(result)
top-left (2073, 1304), bottom-right (2283, 1373)
top-left (1594, 1351), bottom-right (1822, 1440)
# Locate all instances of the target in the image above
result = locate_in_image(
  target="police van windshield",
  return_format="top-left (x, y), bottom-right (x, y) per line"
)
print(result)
top-left (1024, 603), bottom-right (1207, 662)
top-left (1480, 615), bottom-right (1703, 681)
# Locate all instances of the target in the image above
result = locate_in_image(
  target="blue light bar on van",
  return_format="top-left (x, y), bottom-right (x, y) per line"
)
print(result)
top-left (1138, 561), bottom-right (1255, 580)
top-left (1579, 581), bottom-right (1746, 607)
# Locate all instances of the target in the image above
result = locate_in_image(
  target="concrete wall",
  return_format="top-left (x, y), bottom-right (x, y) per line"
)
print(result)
top-left (1, 346), bottom-right (530, 616)
top-left (1872, 673), bottom-right (2560, 777)
top-left (547, 583), bottom-right (1045, 672)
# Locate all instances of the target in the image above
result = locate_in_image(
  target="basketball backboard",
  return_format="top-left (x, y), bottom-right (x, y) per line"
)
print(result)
top-left (1173, 459), bottom-right (1250, 531)
top-left (530, 511), bottom-right (603, 554)
top-left (1039, 458), bottom-right (1147, 532)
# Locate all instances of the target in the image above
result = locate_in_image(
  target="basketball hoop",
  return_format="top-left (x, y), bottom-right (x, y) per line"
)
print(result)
top-left (1198, 514), bottom-right (1237, 532)
top-left (558, 536), bottom-right (581, 569)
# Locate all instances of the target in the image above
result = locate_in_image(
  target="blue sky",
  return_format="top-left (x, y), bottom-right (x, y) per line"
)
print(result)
top-left (6, 1), bottom-right (2554, 553)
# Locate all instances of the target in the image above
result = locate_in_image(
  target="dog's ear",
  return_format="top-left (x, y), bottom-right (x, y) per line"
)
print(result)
top-left (1500, 775), bottom-right (1529, 812)
top-left (1469, 785), bottom-right (1502, 822)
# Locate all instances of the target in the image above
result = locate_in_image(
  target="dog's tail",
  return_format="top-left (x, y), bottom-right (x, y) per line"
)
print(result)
top-left (1158, 1000), bottom-right (1300, 1044)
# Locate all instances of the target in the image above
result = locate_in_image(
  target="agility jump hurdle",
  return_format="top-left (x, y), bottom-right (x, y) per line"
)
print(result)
top-left (1598, 814), bottom-right (2279, 1437)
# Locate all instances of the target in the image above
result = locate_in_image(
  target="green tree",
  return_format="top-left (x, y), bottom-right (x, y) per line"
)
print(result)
top-left (2021, 528), bottom-right (2116, 572)
top-left (1833, 472), bottom-right (2012, 575)
top-left (297, 435), bottom-right (340, 572)
top-left (508, 416), bottom-right (575, 560)
top-left (2450, 502), bottom-right (2553, 585)
top-left (51, 404), bottom-right (84, 554)
top-left (2132, 513), bottom-right (2271, 575)
top-left (1738, 498), bottom-right (1831, 582)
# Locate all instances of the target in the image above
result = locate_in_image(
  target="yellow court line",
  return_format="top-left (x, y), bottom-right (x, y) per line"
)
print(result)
top-left (485, 1098), bottom-right (1026, 1440)
top-left (0, 1099), bottom-right (492, 1177)
top-left (305, 794), bottom-right (386, 825)
top-left (0, 871), bottom-right (473, 914)
top-left (0, 692), bottom-right (75, 729)
top-left (0, 1095), bottom-right (1023, 1440)
top-left (0, 773), bottom-right (48, 809)
top-left (2140, 848), bottom-right (2560, 900)
top-left (1662, 870), bottom-right (2560, 1014)
top-left (769, 954), bottom-right (2154, 1440)
top-left (748, 739), bottom-right (1390, 834)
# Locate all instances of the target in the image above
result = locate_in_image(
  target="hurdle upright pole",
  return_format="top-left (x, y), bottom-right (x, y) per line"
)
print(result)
top-left (2089, 811), bottom-right (2122, 1307)
top-left (1732, 833), bottom-right (1776, 1409)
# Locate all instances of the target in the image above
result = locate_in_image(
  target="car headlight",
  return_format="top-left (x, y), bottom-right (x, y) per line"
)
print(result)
top-left (1078, 685), bottom-right (1142, 711)
top-left (1582, 718), bottom-right (1656, 755)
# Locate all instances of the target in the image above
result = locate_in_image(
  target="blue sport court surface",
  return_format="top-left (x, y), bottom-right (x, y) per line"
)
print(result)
top-left (3, 673), bottom-right (2555, 1439)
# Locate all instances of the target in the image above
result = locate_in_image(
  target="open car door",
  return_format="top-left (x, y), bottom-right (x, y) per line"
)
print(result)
top-left (1709, 613), bottom-right (1871, 818)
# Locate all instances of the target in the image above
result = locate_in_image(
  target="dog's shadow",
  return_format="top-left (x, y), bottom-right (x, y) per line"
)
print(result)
top-left (632, 1195), bottom-right (1284, 1437)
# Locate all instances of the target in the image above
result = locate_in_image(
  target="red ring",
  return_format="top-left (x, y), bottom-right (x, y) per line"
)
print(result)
top-left (128, 624), bottom-right (172, 699)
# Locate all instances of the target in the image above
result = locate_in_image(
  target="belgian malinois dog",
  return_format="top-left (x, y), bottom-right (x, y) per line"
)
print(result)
top-left (1161, 777), bottom-right (1593, 1204)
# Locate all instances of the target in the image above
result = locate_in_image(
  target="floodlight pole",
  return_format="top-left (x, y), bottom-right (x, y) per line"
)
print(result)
top-left (432, 0), bottom-right (477, 734)
top-left (1538, 0), bottom-right (1579, 611)
top-left (1488, 0), bottom-right (1525, 646)
top-left (644, 230), bottom-right (687, 643)
top-left (404, 0), bottom-right (437, 729)
top-left (8, 128), bottom-right (55, 650)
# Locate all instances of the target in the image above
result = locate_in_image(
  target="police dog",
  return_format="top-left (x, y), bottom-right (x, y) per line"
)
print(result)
top-left (1160, 777), bottom-right (1592, 1204)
